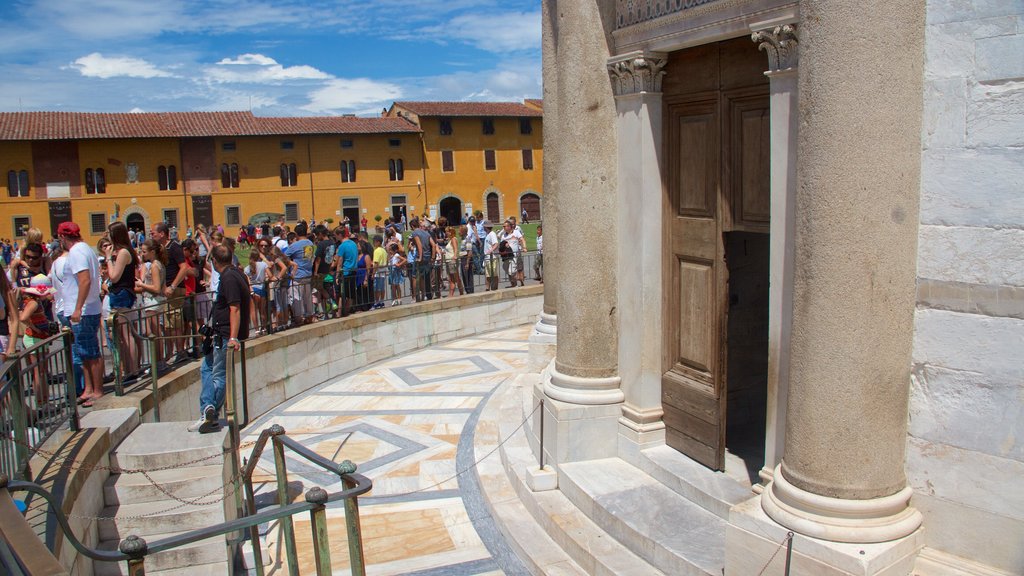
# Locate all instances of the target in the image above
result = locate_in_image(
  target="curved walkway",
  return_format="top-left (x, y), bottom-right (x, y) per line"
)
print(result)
top-left (243, 324), bottom-right (534, 576)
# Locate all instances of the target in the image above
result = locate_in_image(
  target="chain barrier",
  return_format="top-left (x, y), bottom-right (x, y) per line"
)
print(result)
top-left (756, 531), bottom-right (794, 576)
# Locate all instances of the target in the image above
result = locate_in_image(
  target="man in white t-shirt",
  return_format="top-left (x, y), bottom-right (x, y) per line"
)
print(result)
top-left (57, 221), bottom-right (104, 406)
top-left (482, 220), bottom-right (500, 291)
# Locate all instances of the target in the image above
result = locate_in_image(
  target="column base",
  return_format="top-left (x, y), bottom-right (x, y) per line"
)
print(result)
top-left (542, 362), bottom-right (624, 406)
top-left (617, 404), bottom-right (665, 466)
top-left (528, 313), bottom-right (557, 372)
top-left (533, 376), bottom-right (621, 465)
top-left (762, 465), bottom-right (923, 544)
top-left (727, 496), bottom-right (924, 576)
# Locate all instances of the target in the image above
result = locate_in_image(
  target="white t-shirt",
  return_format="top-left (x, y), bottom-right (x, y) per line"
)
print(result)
top-left (60, 241), bottom-right (102, 317)
top-left (50, 254), bottom-right (67, 314)
top-left (247, 260), bottom-right (268, 285)
top-left (508, 228), bottom-right (524, 254)
top-left (274, 237), bottom-right (289, 251)
top-left (536, 234), bottom-right (543, 254)
top-left (483, 231), bottom-right (499, 256)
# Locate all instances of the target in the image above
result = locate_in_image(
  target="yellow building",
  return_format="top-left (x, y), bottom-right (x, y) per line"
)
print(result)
top-left (0, 106), bottom-right (542, 246)
top-left (386, 101), bottom-right (544, 225)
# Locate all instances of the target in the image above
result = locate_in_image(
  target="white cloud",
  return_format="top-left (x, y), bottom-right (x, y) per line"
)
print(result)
top-left (423, 11), bottom-right (540, 53)
top-left (70, 53), bottom-right (174, 79)
top-left (205, 53), bottom-right (330, 84)
top-left (302, 79), bottom-right (403, 113)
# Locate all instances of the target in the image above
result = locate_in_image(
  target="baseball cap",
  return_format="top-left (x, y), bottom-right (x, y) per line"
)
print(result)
top-left (57, 221), bottom-right (81, 238)
top-left (482, 220), bottom-right (493, 229)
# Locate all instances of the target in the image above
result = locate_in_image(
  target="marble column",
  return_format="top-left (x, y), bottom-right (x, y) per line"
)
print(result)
top-left (728, 5), bottom-right (927, 572)
top-left (760, 0), bottom-right (926, 544)
top-left (529, 0), bottom-right (560, 371)
top-left (537, 0), bottom-right (623, 466)
top-left (608, 51), bottom-right (667, 458)
top-left (751, 21), bottom-right (799, 490)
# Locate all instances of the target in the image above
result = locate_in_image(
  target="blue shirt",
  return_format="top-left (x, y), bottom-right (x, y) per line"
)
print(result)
top-left (338, 239), bottom-right (359, 275)
top-left (285, 238), bottom-right (315, 279)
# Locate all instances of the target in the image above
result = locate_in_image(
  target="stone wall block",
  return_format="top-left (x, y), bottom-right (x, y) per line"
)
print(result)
top-left (922, 78), bottom-right (968, 149)
top-left (926, 0), bottom-right (1024, 25)
top-left (920, 149), bottom-right (1024, 226)
top-left (967, 80), bottom-right (1024, 147)
top-left (906, 437), bottom-right (1024, 520)
top-left (917, 225), bottom-right (1024, 285)
top-left (909, 364), bottom-right (1023, 459)
top-left (975, 34), bottom-right (1024, 82)
top-left (912, 308), bottom-right (1024, 382)
top-left (925, 22), bottom-right (977, 78)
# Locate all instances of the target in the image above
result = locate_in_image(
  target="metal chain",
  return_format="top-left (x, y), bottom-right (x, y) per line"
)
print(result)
top-left (375, 401), bottom-right (541, 499)
top-left (756, 531), bottom-right (794, 576)
top-left (13, 436), bottom-right (257, 474)
top-left (65, 473), bottom-right (243, 521)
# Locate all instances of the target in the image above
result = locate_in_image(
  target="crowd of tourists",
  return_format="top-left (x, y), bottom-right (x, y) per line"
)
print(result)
top-left (1, 211), bottom-right (541, 432)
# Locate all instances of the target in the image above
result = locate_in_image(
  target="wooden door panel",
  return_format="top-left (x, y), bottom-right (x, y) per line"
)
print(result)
top-left (664, 95), bottom-right (727, 470)
top-left (675, 258), bottom-right (716, 374)
top-left (725, 90), bottom-right (771, 232)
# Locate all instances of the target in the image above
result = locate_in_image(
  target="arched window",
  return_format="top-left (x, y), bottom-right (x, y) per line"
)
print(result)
top-left (221, 163), bottom-right (239, 188)
top-left (388, 159), bottom-right (404, 181)
top-left (158, 165), bottom-right (178, 191)
top-left (7, 170), bottom-right (29, 197)
top-left (341, 160), bottom-right (356, 183)
top-left (84, 167), bottom-right (106, 194)
top-left (280, 163), bottom-right (297, 187)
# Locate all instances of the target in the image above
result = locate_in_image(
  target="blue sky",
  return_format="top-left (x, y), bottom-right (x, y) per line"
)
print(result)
top-left (0, 0), bottom-right (541, 116)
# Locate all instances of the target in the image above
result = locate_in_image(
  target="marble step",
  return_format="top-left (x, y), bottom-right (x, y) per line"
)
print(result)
top-left (473, 382), bottom-right (588, 575)
top-left (638, 444), bottom-right (752, 520)
top-left (98, 498), bottom-right (227, 542)
top-left (94, 558), bottom-right (229, 576)
top-left (913, 548), bottom-right (1019, 576)
top-left (491, 378), bottom-right (664, 576)
top-left (558, 458), bottom-right (726, 576)
top-left (109, 422), bottom-right (228, 472)
top-left (104, 465), bottom-right (225, 505)
top-left (96, 530), bottom-right (227, 574)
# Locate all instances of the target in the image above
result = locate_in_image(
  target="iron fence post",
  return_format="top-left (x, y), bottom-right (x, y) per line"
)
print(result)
top-left (148, 339), bottom-right (159, 422)
top-left (110, 311), bottom-right (125, 396)
top-left (305, 487), bottom-right (332, 576)
top-left (9, 358), bottom-right (29, 480)
top-left (785, 531), bottom-right (794, 575)
top-left (342, 474), bottom-right (367, 576)
top-left (62, 330), bottom-right (79, 431)
top-left (272, 431), bottom-right (300, 576)
top-left (119, 535), bottom-right (147, 576)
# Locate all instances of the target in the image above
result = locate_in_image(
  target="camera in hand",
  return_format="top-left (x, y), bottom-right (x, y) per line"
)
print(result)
top-left (199, 323), bottom-right (215, 355)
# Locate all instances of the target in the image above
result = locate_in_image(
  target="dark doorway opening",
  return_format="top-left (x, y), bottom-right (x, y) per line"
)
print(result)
top-left (486, 192), bottom-right (500, 223)
top-left (724, 231), bottom-right (769, 486)
top-left (126, 213), bottom-right (145, 233)
top-left (439, 197), bottom-right (462, 227)
top-left (520, 193), bottom-right (540, 223)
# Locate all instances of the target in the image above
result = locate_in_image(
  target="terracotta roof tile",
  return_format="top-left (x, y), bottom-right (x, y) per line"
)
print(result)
top-left (0, 111), bottom-right (419, 141)
top-left (391, 101), bottom-right (542, 118)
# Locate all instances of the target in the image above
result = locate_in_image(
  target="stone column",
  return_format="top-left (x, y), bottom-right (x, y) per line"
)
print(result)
top-left (529, 0), bottom-right (560, 371)
top-left (536, 0), bottom-right (623, 466)
top-left (765, 0), bottom-right (924, 545)
top-left (750, 21), bottom-right (799, 489)
top-left (609, 51), bottom-right (667, 459)
top-left (728, 3), bottom-right (926, 571)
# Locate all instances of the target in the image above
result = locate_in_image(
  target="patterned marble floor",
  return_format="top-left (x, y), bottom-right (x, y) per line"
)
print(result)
top-left (242, 324), bottom-right (534, 576)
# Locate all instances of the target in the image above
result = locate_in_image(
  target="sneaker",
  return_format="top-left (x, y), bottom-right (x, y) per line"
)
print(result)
top-left (188, 405), bottom-right (220, 433)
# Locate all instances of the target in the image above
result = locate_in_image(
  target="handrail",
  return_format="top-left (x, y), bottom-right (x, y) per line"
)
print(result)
top-left (1, 423), bottom-right (372, 575)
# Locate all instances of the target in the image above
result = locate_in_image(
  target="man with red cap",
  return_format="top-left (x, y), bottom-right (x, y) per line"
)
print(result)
top-left (56, 222), bottom-right (104, 406)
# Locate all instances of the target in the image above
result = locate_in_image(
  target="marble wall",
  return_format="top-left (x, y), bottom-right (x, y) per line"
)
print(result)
top-left (910, 1), bottom-right (1024, 570)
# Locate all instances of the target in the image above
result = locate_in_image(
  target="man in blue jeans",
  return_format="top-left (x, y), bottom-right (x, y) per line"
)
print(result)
top-left (189, 244), bottom-right (250, 433)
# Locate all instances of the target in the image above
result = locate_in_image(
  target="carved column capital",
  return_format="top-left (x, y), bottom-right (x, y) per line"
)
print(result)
top-left (607, 51), bottom-right (667, 96)
top-left (751, 24), bottom-right (799, 73)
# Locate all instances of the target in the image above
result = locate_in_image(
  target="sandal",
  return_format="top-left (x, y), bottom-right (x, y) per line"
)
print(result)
top-left (81, 400), bottom-right (94, 408)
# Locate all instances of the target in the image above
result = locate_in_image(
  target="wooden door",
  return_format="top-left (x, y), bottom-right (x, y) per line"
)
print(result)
top-left (661, 37), bottom-right (770, 471)
top-left (486, 193), bottom-right (500, 222)
top-left (663, 95), bottom-right (728, 470)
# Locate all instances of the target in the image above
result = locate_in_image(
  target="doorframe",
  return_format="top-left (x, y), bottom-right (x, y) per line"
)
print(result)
top-left (612, 12), bottom-right (799, 487)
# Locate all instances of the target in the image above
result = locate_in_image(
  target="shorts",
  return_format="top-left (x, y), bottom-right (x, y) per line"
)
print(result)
top-left (253, 286), bottom-right (266, 298)
top-left (72, 313), bottom-right (102, 360)
top-left (164, 287), bottom-right (185, 327)
top-left (22, 334), bottom-right (42, 350)
top-left (108, 287), bottom-right (136, 309)
top-left (389, 269), bottom-right (404, 286)
top-left (374, 275), bottom-right (386, 292)
top-left (446, 261), bottom-right (459, 276)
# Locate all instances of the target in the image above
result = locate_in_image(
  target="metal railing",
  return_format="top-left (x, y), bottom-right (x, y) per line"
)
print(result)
top-left (0, 330), bottom-right (78, 481)
top-left (0, 430), bottom-right (371, 575)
